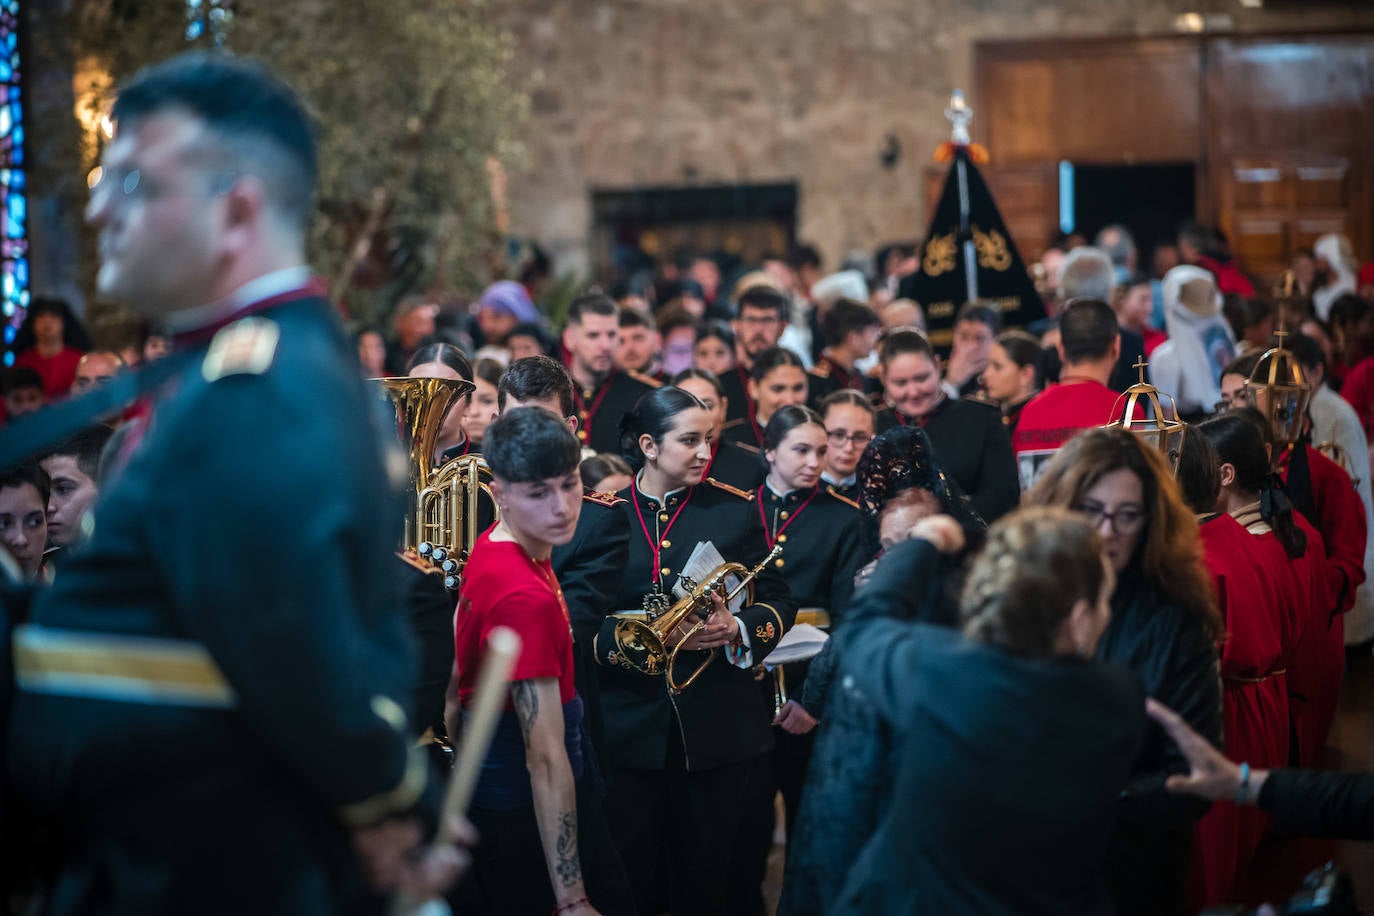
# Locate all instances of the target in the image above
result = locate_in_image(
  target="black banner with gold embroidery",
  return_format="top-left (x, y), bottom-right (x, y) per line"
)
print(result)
top-left (896, 147), bottom-right (1044, 349)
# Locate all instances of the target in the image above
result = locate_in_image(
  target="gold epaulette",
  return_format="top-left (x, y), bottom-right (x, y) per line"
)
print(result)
top-left (808, 361), bottom-right (832, 379)
top-left (731, 440), bottom-right (762, 455)
top-left (396, 549), bottom-right (442, 575)
top-left (202, 317), bottom-right (280, 382)
top-left (825, 486), bottom-right (861, 510)
top-left (626, 369), bottom-right (663, 388)
top-left (706, 477), bottom-right (753, 500)
top-left (583, 490), bottom-right (627, 507)
top-left (720, 417), bottom-right (745, 431)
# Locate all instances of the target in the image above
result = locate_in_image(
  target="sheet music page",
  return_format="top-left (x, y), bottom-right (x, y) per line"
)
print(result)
top-left (674, 540), bottom-right (746, 613)
top-left (766, 623), bottom-right (830, 666)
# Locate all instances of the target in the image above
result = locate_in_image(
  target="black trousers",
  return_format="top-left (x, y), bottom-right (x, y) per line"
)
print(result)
top-left (726, 723), bottom-right (816, 916)
top-left (458, 776), bottom-right (634, 916)
top-left (604, 726), bottom-right (764, 916)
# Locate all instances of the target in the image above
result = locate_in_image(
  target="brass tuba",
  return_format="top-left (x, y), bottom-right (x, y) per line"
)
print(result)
top-left (377, 377), bottom-right (493, 588)
top-left (613, 544), bottom-right (783, 693)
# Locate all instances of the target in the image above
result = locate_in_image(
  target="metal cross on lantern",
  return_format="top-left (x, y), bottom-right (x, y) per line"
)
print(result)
top-left (1244, 321), bottom-right (1310, 446)
top-left (1104, 356), bottom-right (1188, 474)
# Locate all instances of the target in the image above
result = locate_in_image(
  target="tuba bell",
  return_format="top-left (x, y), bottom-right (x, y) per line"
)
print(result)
top-left (376, 376), bottom-right (493, 587)
top-left (613, 544), bottom-right (783, 693)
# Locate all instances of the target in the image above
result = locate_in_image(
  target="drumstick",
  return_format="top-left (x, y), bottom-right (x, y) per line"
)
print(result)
top-left (439, 625), bottom-right (521, 840)
top-left (394, 626), bottom-right (522, 916)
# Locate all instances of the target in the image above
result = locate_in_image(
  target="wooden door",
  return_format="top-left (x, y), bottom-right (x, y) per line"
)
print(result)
top-left (1207, 35), bottom-right (1374, 280)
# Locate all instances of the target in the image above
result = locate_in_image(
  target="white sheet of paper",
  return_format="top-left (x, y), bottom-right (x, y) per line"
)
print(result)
top-left (766, 623), bottom-right (830, 666)
top-left (675, 540), bottom-right (747, 614)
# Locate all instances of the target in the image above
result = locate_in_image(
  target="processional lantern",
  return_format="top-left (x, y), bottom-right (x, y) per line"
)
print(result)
top-left (1105, 357), bottom-right (1188, 473)
top-left (1243, 323), bottom-right (1310, 446)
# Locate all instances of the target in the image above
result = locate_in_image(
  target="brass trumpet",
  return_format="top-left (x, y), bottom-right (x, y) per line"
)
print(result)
top-left (614, 544), bottom-right (783, 693)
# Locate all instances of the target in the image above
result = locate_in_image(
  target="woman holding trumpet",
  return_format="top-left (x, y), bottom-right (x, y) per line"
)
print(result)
top-left (592, 386), bottom-right (797, 916)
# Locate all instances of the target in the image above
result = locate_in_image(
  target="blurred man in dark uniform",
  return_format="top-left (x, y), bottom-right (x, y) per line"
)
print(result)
top-left (562, 294), bottom-right (658, 454)
top-left (6, 53), bottom-right (463, 914)
top-left (498, 355), bottom-right (631, 759)
top-left (721, 285), bottom-right (791, 423)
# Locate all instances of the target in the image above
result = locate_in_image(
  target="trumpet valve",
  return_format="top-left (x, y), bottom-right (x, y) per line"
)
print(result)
top-left (417, 542), bottom-right (434, 558)
top-left (431, 546), bottom-right (448, 563)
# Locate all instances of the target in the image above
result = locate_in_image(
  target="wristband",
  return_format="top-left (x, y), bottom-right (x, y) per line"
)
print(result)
top-left (554, 896), bottom-right (589, 915)
top-left (1237, 762), bottom-right (1251, 805)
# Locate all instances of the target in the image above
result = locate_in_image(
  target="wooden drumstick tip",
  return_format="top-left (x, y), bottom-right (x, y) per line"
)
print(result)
top-left (435, 626), bottom-right (522, 846)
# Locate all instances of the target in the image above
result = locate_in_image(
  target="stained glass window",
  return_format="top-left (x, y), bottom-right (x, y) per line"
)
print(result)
top-left (0, 0), bottom-right (26, 367)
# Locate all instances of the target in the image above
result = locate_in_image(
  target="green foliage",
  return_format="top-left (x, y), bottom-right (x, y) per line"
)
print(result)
top-left (68, 0), bottom-right (528, 323)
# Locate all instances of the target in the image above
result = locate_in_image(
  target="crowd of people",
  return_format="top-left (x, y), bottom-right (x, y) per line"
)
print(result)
top-left (6, 49), bottom-right (1374, 916)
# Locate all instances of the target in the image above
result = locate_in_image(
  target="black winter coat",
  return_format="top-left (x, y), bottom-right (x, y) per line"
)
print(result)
top-left (1095, 565), bottom-right (1223, 916)
top-left (780, 538), bottom-right (1146, 916)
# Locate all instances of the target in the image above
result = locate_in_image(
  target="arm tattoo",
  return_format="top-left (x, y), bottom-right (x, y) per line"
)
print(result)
top-left (512, 680), bottom-right (539, 741)
top-left (554, 810), bottom-right (581, 888)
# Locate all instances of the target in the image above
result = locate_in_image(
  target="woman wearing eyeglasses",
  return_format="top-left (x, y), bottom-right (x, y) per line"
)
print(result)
top-left (731, 404), bottom-right (876, 914)
top-left (1025, 427), bottom-right (1222, 916)
top-left (817, 389), bottom-right (877, 503)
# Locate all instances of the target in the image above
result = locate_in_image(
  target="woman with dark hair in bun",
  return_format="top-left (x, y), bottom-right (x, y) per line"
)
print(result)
top-left (405, 341), bottom-right (475, 464)
top-left (719, 346), bottom-right (809, 454)
top-left (980, 329), bottom-right (1044, 435)
top-left (731, 405), bottom-right (875, 912)
top-left (669, 367), bottom-right (759, 492)
top-left (592, 386), bottom-right (797, 916)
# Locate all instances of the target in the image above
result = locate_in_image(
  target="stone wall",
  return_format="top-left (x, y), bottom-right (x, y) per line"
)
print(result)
top-left (498, 0), bottom-right (1374, 280)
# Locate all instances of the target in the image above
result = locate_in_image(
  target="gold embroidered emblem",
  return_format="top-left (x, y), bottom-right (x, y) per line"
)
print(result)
top-left (922, 231), bottom-right (957, 277)
top-left (754, 621), bottom-right (777, 641)
top-left (583, 491), bottom-right (627, 507)
top-left (972, 226), bottom-right (1012, 271)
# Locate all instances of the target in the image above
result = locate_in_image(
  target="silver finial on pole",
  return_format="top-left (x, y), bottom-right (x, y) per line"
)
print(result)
top-left (945, 90), bottom-right (973, 146)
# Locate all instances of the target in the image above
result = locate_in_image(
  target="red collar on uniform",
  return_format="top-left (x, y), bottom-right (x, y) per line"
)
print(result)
top-left (171, 278), bottom-right (329, 349)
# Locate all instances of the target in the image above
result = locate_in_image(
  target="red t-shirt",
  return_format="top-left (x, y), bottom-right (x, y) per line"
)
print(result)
top-left (1012, 379), bottom-right (1127, 489)
top-left (13, 346), bottom-right (84, 399)
top-left (455, 530), bottom-right (576, 709)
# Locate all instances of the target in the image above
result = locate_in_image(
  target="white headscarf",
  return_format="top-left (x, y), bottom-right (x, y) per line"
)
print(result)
top-left (1313, 233), bottom-right (1358, 321)
top-left (1148, 265), bottom-right (1236, 414)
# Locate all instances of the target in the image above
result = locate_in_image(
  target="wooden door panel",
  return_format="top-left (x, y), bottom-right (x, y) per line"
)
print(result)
top-left (977, 38), bottom-right (1201, 165)
top-left (1294, 162), bottom-right (1349, 209)
top-left (1230, 216), bottom-right (1287, 270)
top-left (1293, 216), bottom-right (1352, 252)
top-left (1230, 162), bottom-right (1288, 210)
top-left (1208, 37), bottom-right (1374, 274)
